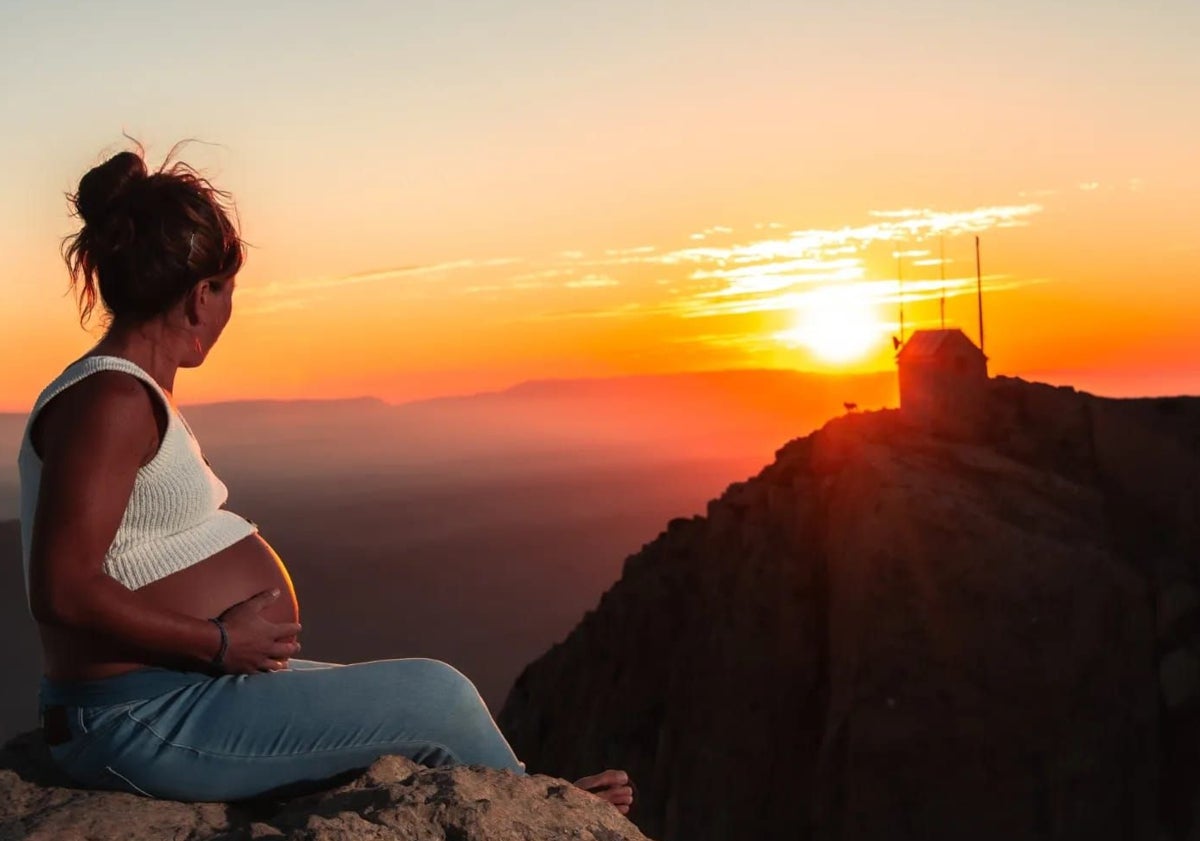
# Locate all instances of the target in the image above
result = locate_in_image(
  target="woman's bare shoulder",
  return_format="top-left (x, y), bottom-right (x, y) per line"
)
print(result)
top-left (34, 371), bottom-right (164, 463)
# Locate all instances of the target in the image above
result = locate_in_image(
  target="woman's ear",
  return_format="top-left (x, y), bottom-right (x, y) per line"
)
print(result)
top-left (183, 281), bottom-right (209, 327)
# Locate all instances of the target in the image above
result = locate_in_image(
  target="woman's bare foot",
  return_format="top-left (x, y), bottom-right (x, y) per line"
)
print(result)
top-left (574, 769), bottom-right (635, 815)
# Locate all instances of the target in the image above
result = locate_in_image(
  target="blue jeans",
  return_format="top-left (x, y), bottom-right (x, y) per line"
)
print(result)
top-left (39, 658), bottom-right (525, 801)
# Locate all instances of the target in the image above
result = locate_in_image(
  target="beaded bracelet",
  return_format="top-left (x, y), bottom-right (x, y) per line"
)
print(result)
top-left (208, 617), bottom-right (229, 669)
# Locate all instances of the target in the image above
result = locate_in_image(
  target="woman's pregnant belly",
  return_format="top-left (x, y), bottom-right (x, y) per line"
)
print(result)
top-left (139, 533), bottom-right (299, 627)
top-left (42, 534), bottom-right (299, 680)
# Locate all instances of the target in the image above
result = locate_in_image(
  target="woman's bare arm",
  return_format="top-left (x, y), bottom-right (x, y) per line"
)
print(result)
top-left (28, 372), bottom-right (299, 672)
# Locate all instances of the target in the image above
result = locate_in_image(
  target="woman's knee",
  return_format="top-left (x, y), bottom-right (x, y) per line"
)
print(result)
top-left (394, 658), bottom-right (485, 709)
top-left (388, 659), bottom-right (520, 771)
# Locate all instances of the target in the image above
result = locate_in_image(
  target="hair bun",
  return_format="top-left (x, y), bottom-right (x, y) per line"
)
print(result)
top-left (75, 151), bottom-right (148, 228)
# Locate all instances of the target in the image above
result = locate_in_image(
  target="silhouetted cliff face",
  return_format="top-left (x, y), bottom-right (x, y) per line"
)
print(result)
top-left (499, 378), bottom-right (1200, 841)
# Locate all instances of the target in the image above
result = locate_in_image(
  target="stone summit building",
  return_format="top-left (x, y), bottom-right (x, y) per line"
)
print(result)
top-left (896, 328), bottom-right (988, 433)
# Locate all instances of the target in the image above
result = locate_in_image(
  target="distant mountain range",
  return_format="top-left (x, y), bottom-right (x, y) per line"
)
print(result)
top-left (184, 367), bottom-right (898, 461)
top-left (0, 368), bottom-right (898, 517)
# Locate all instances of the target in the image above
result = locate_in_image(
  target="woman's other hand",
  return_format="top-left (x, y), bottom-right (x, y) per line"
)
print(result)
top-left (216, 589), bottom-right (302, 673)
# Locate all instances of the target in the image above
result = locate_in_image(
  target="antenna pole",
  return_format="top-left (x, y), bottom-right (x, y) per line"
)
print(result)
top-left (939, 235), bottom-right (946, 329)
top-left (897, 251), bottom-right (905, 343)
top-left (975, 235), bottom-right (985, 354)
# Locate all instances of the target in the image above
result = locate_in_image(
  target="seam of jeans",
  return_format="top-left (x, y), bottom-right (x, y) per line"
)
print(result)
top-left (76, 706), bottom-right (87, 735)
top-left (81, 700), bottom-right (144, 728)
top-left (104, 764), bottom-right (153, 797)
top-left (122, 709), bottom-right (465, 763)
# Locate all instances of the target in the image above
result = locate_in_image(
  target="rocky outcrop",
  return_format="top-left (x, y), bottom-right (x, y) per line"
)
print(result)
top-left (0, 730), bottom-right (648, 841)
top-left (499, 378), bottom-right (1200, 841)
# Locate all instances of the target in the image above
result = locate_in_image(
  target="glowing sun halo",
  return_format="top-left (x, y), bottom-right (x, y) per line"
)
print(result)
top-left (779, 285), bottom-right (882, 364)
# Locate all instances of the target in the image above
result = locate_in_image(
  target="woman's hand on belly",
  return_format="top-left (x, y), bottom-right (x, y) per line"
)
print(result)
top-left (216, 589), bottom-right (303, 673)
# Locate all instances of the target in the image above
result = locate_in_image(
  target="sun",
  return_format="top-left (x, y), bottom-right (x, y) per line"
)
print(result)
top-left (777, 285), bottom-right (883, 364)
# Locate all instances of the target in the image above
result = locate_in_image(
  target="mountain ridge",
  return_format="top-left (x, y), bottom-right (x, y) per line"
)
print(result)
top-left (499, 376), bottom-right (1200, 841)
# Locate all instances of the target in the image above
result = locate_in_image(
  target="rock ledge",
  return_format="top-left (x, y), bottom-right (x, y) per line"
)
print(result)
top-left (0, 731), bottom-right (649, 841)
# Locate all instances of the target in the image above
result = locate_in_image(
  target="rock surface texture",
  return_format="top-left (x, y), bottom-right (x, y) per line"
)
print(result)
top-left (0, 731), bottom-right (648, 841)
top-left (499, 378), bottom-right (1200, 841)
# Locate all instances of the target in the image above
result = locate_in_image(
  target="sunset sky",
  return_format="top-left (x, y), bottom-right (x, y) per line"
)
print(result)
top-left (1, 0), bottom-right (1197, 411)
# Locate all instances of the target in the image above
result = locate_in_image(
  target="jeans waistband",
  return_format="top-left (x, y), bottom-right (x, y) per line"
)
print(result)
top-left (40, 668), bottom-right (212, 708)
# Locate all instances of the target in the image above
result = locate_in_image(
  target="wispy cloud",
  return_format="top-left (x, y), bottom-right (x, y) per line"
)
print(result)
top-left (525, 301), bottom-right (653, 321)
top-left (236, 257), bottom-right (524, 313)
top-left (602, 245), bottom-right (657, 257)
top-left (689, 224), bottom-right (735, 241)
top-left (564, 274), bottom-right (620, 289)
top-left (242, 257), bottom-right (521, 301)
top-left (463, 280), bottom-right (554, 294)
top-left (506, 266), bottom-right (578, 283)
top-left (522, 202), bottom-right (1045, 330)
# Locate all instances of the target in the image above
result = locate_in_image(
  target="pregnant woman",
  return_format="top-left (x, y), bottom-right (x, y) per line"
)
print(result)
top-left (19, 147), bottom-right (633, 811)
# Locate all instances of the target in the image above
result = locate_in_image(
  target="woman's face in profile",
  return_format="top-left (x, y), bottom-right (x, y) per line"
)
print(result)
top-left (212, 276), bottom-right (236, 341)
top-left (195, 276), bottom-right (236, 360)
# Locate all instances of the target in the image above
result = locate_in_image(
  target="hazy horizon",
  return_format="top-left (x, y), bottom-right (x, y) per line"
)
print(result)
top-left (0, 367), bottom-right (901, 519)
top-left (0, 362), bottom-right (1193, 416)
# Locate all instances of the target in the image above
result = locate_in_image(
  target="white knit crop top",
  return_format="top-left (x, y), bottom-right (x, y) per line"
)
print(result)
top-left (18, 355), bottom-right (258, 597)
